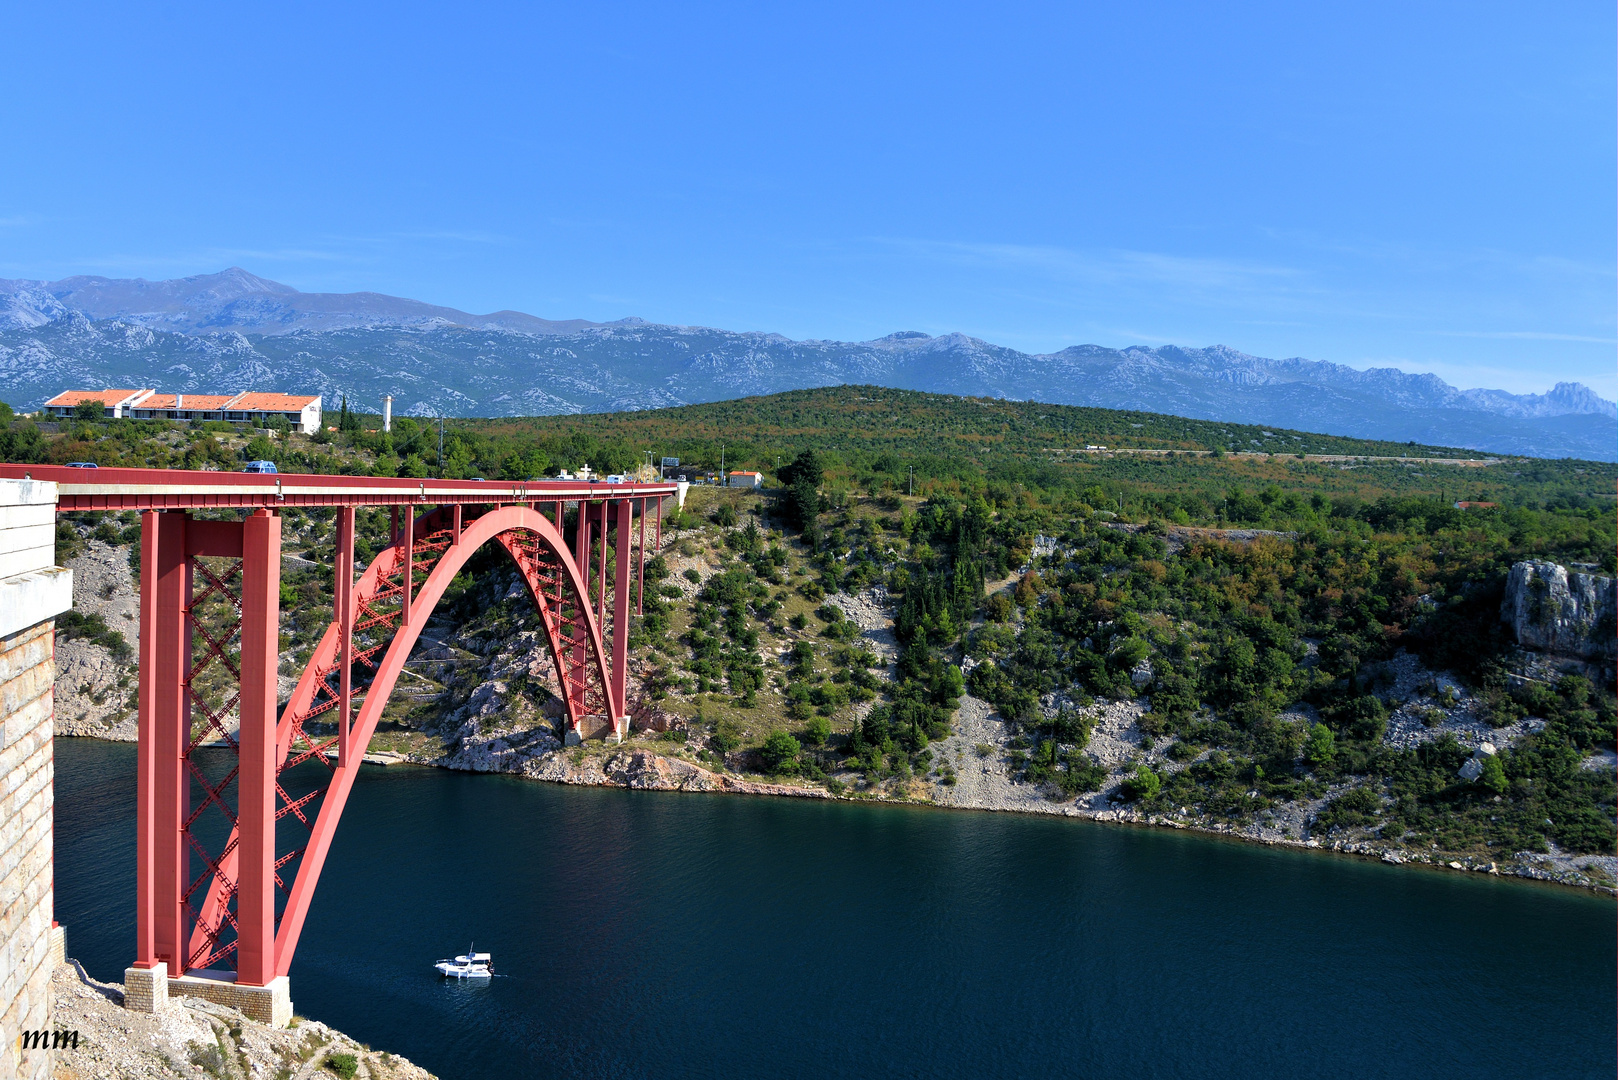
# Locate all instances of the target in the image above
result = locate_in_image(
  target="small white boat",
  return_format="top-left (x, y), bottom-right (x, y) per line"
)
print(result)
top-left (434, 943), bottom-right (492, 979)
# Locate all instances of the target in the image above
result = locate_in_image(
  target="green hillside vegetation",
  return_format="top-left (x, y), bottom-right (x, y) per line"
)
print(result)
top-left (466, 386), bottom-right (1614, 513)
top-left (6, 387), bottom-right (1612, 519)
top-left (7, 388), bottom-right (1613, 864)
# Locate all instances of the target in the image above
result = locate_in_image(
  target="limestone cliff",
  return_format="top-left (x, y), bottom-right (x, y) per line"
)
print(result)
top-left (1500, 560), bottom-right (1616, 661)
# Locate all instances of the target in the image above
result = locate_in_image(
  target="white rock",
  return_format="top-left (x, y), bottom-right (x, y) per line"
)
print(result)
top-left (1500, 560), bottom-right (1616, 660)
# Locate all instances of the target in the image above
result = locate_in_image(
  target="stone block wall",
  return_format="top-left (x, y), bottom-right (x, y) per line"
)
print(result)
top-left (168, 973), bottom-right (293, 1028)
top-left (0, 479), bottom-right (70, 1080)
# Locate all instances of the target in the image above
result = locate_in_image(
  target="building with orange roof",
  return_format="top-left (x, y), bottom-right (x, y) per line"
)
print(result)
top-left (42, 389), bottom-right (155, 418)
top-left (43, 389), bottom-right (322, 433)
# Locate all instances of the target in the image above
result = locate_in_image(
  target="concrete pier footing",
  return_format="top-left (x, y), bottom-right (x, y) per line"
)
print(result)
top-left (122, 964), bottom-right (168, 1015)
top-left (123, 965), bottom-right (294, 1028)
top-left (47, 925), bottom-right (65, 969)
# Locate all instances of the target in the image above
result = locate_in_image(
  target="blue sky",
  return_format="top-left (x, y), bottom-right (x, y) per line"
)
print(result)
top-left (2, 2), bottom-right (1613, 397)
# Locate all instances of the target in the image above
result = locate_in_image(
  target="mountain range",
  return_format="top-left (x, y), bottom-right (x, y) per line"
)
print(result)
top-left (1, 268), bottom-right (1611, 460)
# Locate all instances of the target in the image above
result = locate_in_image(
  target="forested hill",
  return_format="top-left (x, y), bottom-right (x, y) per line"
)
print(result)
top-left (479, 384), bottom-right (1495, 459)
top-left (14, 381), bottom-right (1615, 877)
top-left (463, 386), bottom-right (1615, 512)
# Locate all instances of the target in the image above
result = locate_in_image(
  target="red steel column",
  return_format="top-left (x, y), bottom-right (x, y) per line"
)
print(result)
top-left (637, 498), bottom-right (645, 616)
top-left (570, 502), bottom-right (590, 718)
top-left (595, 503), bottom-right (607, 626)
top-left (150, 511), bottom-right (189, 974)
top-left (612, 499), bottom-right (632, 731)
top-left (133, 511), bottom-right (161, 968)
top-left (334, 508), bottom-right (355, 766)
top-left (452, 503), bottom-right (462, 544)
top-left (401, 507), bottom-right (414, 626)
top-left (237, 510), bottom-right (280, 986)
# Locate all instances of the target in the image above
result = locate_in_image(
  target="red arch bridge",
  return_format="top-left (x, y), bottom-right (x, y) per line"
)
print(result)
top-left (3, 464), bottom-right (678, 1020)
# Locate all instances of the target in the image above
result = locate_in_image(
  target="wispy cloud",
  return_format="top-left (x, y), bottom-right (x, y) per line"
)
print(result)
top-left (62, 247), bottom-right (363, 277)
top-left (1255, 227), bottom-right (1618, 282)
top-left (389, 229), bottom-right (515, 247)
top-left (52, 228), bottom-right (524, 281)
top-left (1425, 329), bottom-right (1617, 344)
top-left (866, 237), bottom-right (1306, 295)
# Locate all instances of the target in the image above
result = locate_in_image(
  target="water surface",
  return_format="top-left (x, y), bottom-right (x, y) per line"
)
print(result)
top-left (55, 738), bottom-right (1616, 1079)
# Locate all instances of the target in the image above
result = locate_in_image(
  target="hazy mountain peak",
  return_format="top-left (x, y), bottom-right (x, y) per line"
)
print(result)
top-left (0, 268), bottom-right (615, 338)
top-left (0, 270), bottom-right (1610, 460)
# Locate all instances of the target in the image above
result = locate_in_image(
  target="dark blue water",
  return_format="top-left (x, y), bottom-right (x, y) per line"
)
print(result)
top-left (55, 738), bottom-right (1616, 1079)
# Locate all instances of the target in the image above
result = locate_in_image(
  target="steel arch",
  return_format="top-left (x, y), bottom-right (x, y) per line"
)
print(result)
top-left (187, 503), bottom-right (625, 978)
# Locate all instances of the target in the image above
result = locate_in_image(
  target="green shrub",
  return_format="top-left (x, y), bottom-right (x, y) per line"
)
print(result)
top-left (1315, 786), bottom-right (1381, 831)
top-left (1303, 723), bottom-right (1336, 768)
top-left (56, 610), bottom-right (132, 661)
top-left (710, 719), bottom-right (742, 755)
top-left (1167, 740), bottom-right (1201, 762)
top-left (55, 519), bottom-right (85, 561)
top-left (324, 1053), bottom-right (359, 1079)
top-left (1479, 753), bottom-right (1508, 795)
top-left (802, 715), bottom-right (831, 746)
top-left (761, 729), bottom-right (802, 774)
top-left (1056, 754), bottom-right (1107, 795)
top-left (1122, 764), bottom-right (1161, 800)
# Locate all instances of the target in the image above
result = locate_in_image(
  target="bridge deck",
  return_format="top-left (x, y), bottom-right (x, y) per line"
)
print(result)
top-left (0, 464), bottom-right (678, 511)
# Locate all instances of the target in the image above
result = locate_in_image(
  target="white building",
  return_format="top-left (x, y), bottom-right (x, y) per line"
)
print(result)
top-left (42, 389), bottom-right (323, 435)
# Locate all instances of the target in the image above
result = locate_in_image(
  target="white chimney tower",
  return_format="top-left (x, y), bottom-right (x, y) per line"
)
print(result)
top-left (383, 395), bottom-right (393, 433)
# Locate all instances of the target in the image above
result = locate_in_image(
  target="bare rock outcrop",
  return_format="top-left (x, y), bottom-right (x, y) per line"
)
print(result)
top-left (1500, 560), bottom-right (1616, 660)
top-left (54, 539), bottom-right (141, 740)
top-left (523, 748), bottom-right (829, 798)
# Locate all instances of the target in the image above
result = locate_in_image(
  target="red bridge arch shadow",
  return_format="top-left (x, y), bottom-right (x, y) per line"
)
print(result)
top-left (0, 465), bottom-right (675, 1015)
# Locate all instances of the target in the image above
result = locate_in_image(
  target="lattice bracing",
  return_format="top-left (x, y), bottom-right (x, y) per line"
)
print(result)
top-left (186, 501), bottom-right (625, 979)
top-left (178, 552), bottom-right (250, 971)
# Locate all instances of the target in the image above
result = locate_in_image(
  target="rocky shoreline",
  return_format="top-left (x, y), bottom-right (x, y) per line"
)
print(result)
top-left (64, 718), bottom-right (1613, 894)
top-left (51, 535), bottom-right (1616, 899)
top-left (49, 960), bottom-right (435, 1079)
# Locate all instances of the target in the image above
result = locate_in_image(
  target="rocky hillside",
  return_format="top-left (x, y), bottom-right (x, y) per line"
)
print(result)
top-left (50, 960), bottom-right (435, 1079)
top-left (48, 483), bottom-right (1616, 891)
top-left (1500, 560), bottom-right (1617, 663)
top-left (53, 536), bottom-right (141, 740)
top-left (2, 270), bottom-right (1611, 459)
